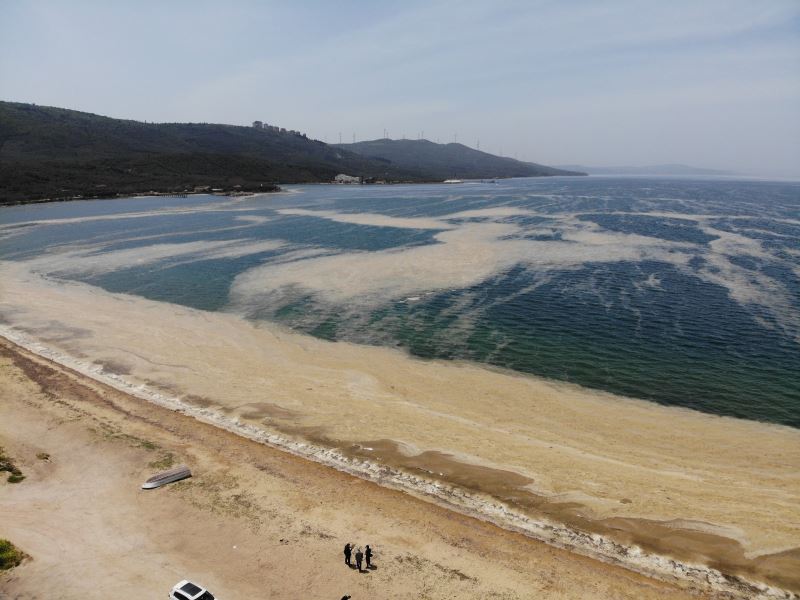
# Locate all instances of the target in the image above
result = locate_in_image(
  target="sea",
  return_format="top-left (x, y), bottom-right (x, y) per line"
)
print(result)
top-left (1, 176), bottom-right (798, 427)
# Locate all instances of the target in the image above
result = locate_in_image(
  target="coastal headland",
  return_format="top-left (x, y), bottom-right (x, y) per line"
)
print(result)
top-left (1, 260), bottom-right (798, 598)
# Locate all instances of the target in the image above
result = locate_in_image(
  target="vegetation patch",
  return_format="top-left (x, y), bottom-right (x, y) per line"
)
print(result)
top-left (0, 539), bottom-right (28, 570)
top-left (148, 452), bottom-right (176, 470)
top-left (175, 473), bottom-right (271, 533)
top-left (0, 446), bottom-right (24, 483)
top-left (137, 438), bottom-right (159, 451)
top-left (103, 429), bottom-right (159, 451)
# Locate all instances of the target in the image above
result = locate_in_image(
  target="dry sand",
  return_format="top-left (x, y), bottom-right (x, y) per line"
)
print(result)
top-left (1, 260), bottom-right (799, 597)
top-left (0, 338), bottom-right (708, 600)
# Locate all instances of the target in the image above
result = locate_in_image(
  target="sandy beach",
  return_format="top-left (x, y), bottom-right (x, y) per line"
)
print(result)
top-left (0, 336), bottom-right (711, 599)
top-left (1, 260), bottom-right (799, 598)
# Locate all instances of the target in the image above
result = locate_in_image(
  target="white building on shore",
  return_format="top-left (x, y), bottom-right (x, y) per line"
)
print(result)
top-left (334, 174), bottom-right (361, 184)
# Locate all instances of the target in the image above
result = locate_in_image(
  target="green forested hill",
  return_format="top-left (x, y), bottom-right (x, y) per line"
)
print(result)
top-left (0, 102), bottom-right (583, 204)
top-left (335, 138), bottom-right (584, 179)
top-left (0, 102), bottom-right (408, 203)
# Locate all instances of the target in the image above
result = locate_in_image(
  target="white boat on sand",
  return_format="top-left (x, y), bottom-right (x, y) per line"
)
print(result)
top-left (142, 465), bottom-right (191, 489)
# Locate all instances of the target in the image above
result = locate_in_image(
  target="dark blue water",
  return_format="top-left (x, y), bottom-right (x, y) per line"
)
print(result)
top-left (2, 177), bottom-right (798, 426)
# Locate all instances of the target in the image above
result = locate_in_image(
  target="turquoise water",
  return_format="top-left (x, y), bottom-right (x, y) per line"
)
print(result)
top-left (2, 177), bottom-right (798, 426)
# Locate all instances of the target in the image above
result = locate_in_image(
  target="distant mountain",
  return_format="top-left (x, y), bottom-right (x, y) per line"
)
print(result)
top-left (336, 139), bottom-right (585, 179)
top-left (556, 163), bottom-right (735, 177)
top-left (0, 101), bottom-right (420, 203)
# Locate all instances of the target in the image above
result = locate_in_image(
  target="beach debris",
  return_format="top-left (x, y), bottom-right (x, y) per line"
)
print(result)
top-left (141, 464), bottom-right (191, 489)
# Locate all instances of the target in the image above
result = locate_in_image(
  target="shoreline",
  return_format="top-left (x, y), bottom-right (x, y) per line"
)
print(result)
top-left (6, 173), bottom-right (796, 207)
top-left (0, 335), bottom-right (713, 599)
top-left (2, 329), bottom-right (793, 599)
top-left (0, 188), bottom-right (281, 207)
top-left (0, 175), bottom-right (593, 207)
top-left (0, 270), bottom-right (796, 598)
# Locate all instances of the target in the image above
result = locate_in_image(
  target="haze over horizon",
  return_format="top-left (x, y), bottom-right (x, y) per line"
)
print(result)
top-left (2, 1), bottom-right (799, 177)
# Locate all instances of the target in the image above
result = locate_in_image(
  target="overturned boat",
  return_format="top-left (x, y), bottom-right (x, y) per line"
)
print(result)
top-left (141, 465), bottom-right (191, 489)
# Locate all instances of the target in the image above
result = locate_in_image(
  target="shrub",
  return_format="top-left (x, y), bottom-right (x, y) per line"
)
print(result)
top-left (0, 539), bottom-right (27, 570)
top-left (1, 446), bottom-right (25, 483)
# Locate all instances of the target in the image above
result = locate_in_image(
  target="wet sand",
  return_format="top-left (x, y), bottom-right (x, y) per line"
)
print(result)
top-left (0, 337), bottom-right (709, 599)
top-left (1, 260), bottom-right (799, 596)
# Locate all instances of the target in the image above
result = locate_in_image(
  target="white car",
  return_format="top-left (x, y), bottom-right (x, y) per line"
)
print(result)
top-left (169, 580), bottom-right (217, 600)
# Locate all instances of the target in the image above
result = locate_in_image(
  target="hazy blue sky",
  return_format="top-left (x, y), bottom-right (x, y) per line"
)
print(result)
top-left (2, 1), bottom-right (799, 176)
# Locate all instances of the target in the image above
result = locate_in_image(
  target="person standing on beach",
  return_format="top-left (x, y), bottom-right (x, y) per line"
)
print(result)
top-left (365, 545), bottom-right (373, 569)
top-left (355, 547), bottom-right (364, 572)
top-left (344, 543), bottom-right (352, 566)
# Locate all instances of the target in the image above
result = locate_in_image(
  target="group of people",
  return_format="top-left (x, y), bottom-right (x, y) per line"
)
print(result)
top-left (343, 543), bottom-right (373, 572)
